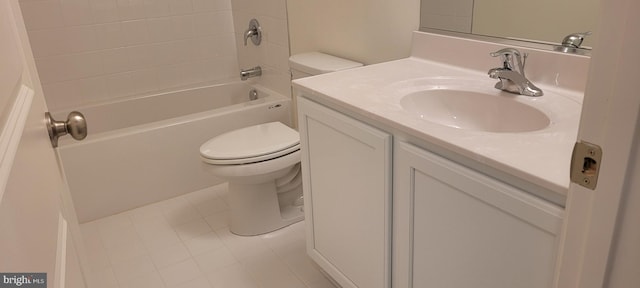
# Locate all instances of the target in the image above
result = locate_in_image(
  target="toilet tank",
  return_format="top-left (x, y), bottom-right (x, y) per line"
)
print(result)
top-left (289, 52), bottom-right (363, 79)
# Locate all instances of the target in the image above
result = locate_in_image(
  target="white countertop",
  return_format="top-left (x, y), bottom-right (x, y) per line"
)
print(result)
top-left (293, 33), bottom-right (587, 196)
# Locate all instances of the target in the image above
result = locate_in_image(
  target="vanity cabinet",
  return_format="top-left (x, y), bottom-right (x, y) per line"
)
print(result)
top-left (297, 96), bottom-right (564, 288)
top-left (393, 141), bottom-right (564, 288)
top-left (297, 97), bottom-right (392, 288)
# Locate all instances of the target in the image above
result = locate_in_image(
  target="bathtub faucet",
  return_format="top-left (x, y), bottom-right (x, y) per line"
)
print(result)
top-left (240, 66), bottom-right (262, 81)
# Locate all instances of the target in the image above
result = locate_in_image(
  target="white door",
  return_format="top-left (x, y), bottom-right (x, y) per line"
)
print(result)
top-left (0, 1), bottom-right (85, 287)
top-left (555, 0), bottom-right (640, 286)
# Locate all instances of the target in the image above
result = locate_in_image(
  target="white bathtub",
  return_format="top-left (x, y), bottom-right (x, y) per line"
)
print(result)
top-left (56, 82), bottom-right (292, 223)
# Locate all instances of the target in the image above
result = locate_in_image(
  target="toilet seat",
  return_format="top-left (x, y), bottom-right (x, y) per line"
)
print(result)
top-left (200, 122), bottom-right (300, 165)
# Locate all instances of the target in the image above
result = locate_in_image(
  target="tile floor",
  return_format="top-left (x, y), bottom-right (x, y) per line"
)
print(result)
top-left (80, 183), bottom-right (338, 288)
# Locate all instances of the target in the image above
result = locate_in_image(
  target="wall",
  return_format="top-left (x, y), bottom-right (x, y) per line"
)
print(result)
top-left (287, 0), bottom-right (420, 65)
top-left (19, 0), bottom-right (240, 111)
top-left (231, 0), bottom-right (291, 97)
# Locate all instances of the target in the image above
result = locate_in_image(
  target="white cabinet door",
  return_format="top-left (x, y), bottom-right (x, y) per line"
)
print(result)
top-left (394, 141), bottom-right (563, 288)
top-left (298, 97), bottom-right (392, 288)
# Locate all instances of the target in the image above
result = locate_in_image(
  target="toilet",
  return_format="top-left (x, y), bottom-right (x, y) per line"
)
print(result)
top-left (199, 52), bottom-right (362, 236)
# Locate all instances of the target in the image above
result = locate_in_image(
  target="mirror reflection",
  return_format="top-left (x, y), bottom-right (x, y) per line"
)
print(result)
top-left (420, 0), bottom-right (599, 48)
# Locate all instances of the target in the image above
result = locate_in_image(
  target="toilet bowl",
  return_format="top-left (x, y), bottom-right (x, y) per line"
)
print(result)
top-left (200, 121), bottom-right (304, 236)
top-left (200, 53), bottom-right (362, 236)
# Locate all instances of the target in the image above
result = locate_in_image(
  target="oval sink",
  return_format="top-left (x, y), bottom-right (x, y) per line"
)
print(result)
top-left (400, 89), bottom-right (550, 133)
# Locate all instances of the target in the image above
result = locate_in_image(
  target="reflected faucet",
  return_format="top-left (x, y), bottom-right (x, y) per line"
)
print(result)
top-left (488, 48), bottom-right (543, 97)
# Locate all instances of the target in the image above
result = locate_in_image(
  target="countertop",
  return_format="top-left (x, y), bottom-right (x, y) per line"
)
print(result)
top-left (293, 33), bottom-right (586, 197)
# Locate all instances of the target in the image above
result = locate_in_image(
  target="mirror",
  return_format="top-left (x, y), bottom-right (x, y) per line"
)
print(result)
top-left (420, 0), bottom-right (599, 50)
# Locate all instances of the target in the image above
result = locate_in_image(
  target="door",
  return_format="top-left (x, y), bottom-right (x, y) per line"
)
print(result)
top-left (395, 141), bottom-right (563, 288)
top-left (0, 1), bottom-right (86, 287)
top-left (298, 97), bottom-right (392, 288)
top-left (554, 0), bottom-right (640, 286)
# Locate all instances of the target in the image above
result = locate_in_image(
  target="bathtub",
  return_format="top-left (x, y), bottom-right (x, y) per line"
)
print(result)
top-left (56, 82), bottom-right (292, 223)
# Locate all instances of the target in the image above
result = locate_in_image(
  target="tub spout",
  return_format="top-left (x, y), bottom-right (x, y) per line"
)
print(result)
top-left (240, 66), bottom-right (262, 81)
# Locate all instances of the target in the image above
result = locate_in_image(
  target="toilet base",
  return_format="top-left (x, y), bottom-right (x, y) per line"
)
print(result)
top-left (227, 181), bottom-right (304, 236)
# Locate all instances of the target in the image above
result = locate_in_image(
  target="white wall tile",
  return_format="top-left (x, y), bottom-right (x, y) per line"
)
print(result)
top-left (100, 48), bottom-right (133, 74)
top-left (193, 11), bottom-right (233, 36)
top-left (192, 0), bottom-right (231, 12)
top-left (121, 19), bottom-right (150, 45)
top-left (199, 58), bottom-right (238, 82)
top-left (22, 0), bottom-right (258, 110)
top-left (167, 0), bottom-right (192, 15)
top-left (93, 22), bottom-right (125, 49)
top-left (36, 52), bottom-right (104, 83)
top-left (61, 0), bottom-right (94, 26)
top-left (89, 0), bottom-right (119, 23)
top-left (125, 44), bottom-right (156, 70)
top-left (143, 0), bottom-right (170, 18)
top-left (117, 0), bottom-right (147, 20)
top-left (67, 25), bottom-right (101, 53)
top-left (105, 70), bottom-right (158, 98)
top-left (42, 77), bottom-right (107, 110)
top-left (28, 28), bottom-right (70, 57)
top-left (20, 0), bottom-right (65, 30)
top-left (147, 15), bottom-right (195, 42)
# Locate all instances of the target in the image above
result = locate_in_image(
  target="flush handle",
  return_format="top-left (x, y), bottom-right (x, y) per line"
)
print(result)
top-left (45, 111), bottom-right (87, 148)
top-left (570, 141), bottom-right (602, 190)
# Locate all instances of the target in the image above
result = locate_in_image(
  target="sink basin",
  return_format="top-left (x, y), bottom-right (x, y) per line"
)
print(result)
top-left (400, 89), bottom-right (550, 133)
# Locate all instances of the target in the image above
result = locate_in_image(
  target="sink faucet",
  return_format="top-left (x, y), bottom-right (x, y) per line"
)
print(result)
top-left (488, 48), bottom-right (543, 97)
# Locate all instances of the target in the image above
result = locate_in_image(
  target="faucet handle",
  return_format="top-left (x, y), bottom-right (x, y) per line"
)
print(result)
top-left (490, 48), bottom-right (522, 58)
top-left (490, 48), bottom-right (522, 71)
top-left (244, 19), bottom-right (262, 46)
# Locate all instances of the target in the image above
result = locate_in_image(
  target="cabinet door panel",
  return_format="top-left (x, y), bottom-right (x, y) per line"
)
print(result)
top-left (395, 141), bottom-right (563, 288)
top-left (298, 97), bottom-right (391, 288)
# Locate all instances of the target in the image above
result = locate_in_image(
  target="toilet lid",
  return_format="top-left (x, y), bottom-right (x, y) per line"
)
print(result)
top-left (200, 122), bottom-right (300, 165)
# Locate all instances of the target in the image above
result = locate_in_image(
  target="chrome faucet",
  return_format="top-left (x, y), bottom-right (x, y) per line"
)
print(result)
top-left (240, 66), bottom-right (262, 80)
top-left (243, 19), bottom-right (262, 46)
top-left (488, 48), bottom-right (543, 97)
top-left (561, 31), bottom-right (591, 48)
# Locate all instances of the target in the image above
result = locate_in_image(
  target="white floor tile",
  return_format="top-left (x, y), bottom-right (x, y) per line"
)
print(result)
top-left (136, 224), bottom-right (182, 250)
top-left (86, 267), bottom-right (119, 288)
top-left (111, 254), bottom-right (156, 284)
top-left (183, 231), bottom-right (225, 256)
top-left (205, 263), bottom-right (259, 288)
top-left (105, 236), bottom-right (148, 265)
top-left (174, 218), bottom-right (213, 241)
top-left (158, 259), bottom-right (204, 287)
top-left (194, 198), bottom-right (228, 217)
top-left (168, 276), bottom-right (212, 288)
top-left (100, 223), bottom-right (141, 250)
top-left (149, 242), bottom-right (191, 269)
top-left (242, 250), bottom-right (307, 288)
top-left (215, 228), bottom-right (271, 260)
top-left (119, 270), bottom-right (166, 288)
top-left (160, 197), bottom-right (202, 226)
top-left (80, 186), bottom-right (337, 288)
top-left (183, 186), bottom-right (220, 204)
top-left (193, 246), bottom-right (238, 274)
top-left (203, 211), bottom-right (229, 230)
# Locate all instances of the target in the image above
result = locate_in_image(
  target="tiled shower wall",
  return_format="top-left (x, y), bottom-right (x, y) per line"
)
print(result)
top-left (231, 0), bottom-right (291, 98)
top-left (18, 0), bottom-right (289, 112)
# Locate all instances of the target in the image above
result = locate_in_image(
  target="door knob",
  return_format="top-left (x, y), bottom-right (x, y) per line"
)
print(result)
top-left (45, 111), bottom-right (87, 148)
